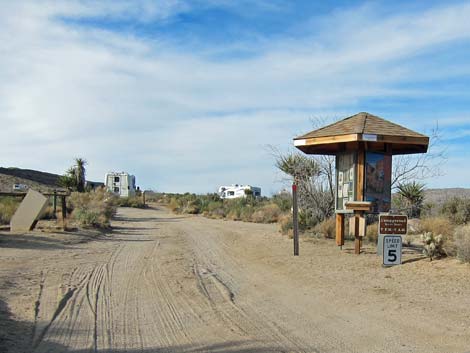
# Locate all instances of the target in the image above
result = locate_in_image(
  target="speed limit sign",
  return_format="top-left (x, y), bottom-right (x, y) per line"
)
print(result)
top-left (383, 235), bottom-right (402, 266)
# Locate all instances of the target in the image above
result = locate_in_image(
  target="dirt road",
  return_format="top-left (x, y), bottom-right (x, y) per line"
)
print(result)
top-left (1, 206), bottom-right (469, 353)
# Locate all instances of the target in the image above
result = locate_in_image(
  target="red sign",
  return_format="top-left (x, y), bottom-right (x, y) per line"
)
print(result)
top-left (379, 215), bottom-right (407, 235)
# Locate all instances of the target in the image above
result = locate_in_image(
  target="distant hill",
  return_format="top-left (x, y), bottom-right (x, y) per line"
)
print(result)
top-left (0, 167), bottom-right (63, 193)
top-left (424, 188), bottom-right (470, 207)
top-left (0, 167), bottom-right (106, 194)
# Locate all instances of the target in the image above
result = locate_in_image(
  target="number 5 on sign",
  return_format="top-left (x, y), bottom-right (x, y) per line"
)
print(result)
top-left (383, 235), bottom-right (402, 266)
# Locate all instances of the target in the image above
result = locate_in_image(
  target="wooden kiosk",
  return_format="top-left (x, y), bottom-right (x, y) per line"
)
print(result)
top-left (294, 112), bottom-right (429, 254)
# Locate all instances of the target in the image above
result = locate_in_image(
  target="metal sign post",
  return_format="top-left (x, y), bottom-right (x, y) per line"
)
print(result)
top-left (292, 183), bottom-right (299, 256)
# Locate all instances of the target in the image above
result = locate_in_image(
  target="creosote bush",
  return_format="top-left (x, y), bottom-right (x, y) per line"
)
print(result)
top-left (454, 225), bottom-right (470, 263)
top-left (116, 196), bottom-right (146, 209)
top-left (441, 197), bottom-right (470, 225)
top-left (251, 204), bottom-right (282, 223)
top-left (69, 189), bottom-right (117, 228)
top-left (313, 217), bottom-right (335, 239)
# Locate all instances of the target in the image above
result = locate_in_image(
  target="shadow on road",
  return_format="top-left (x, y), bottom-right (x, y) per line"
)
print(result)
top-left (0, 298), bottom-right (34, 353)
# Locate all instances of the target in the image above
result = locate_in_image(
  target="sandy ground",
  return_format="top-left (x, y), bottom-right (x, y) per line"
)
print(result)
top-left (0, 205), bottom-right (469, 353)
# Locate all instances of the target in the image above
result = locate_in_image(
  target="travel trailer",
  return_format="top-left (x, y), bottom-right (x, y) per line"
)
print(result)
top-left (218, 184), bottom-right (261, 199)
top-left (105, 172), bottom-right (136, 198)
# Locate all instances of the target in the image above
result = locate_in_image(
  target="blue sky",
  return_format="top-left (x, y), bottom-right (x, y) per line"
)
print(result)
top-left (1, 0), bottom-right (469, 194)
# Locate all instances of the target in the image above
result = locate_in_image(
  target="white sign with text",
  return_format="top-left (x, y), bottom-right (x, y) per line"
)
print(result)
top-left (383, 235), bottom-right (402, 266)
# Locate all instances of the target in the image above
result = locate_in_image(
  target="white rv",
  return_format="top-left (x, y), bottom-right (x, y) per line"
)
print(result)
top-left (105, 172), bottom-right (136, 198)
top-left (218, 184), bottom-right (261, 199)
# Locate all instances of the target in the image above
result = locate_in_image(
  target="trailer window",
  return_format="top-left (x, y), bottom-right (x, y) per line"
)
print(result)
top-left (228, 191), bottom-right (235, 196)
top-left (114, 187), bottom-right (120, 193)
top-left (114, 177), bottom-right (120, 183)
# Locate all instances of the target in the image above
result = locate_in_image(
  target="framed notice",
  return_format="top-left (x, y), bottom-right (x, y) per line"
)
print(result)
top-left (336, 152), bottom-right (356, 212)
top-left (364, 152), bottom-right (392, 213)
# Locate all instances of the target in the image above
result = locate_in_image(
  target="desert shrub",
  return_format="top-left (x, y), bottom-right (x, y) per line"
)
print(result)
top-left (182, 199), bottom-right (201, 214)
top-left (239, 205), bottom-right (254, 222)
top-left (69, 190), bottom-right (117, 228)
top-left (271, 193), bottom-right (292, 212)
top-left (251, 204), bottom-right (281, 223)
top-left (421, 232), bottom-right (444, 261)
top-left (205, 201), bottom-right (225, 219)
top-left (314, 217), bottom-right (335, 239)
top-left (417, 216), bottom-right (455, 255)
top-left (366, 222), bottom-right (378, 243)
top-left (168, 197), bottom-right (180, 212)
top-left (441, 197), bottom-right (470, 225)
top-left (116, 196), bottom-right (146, 209)
top-left (226, 209), bottom-right (241, 221)
top-left (298, 210), bottom-right (318, 231)
top-left (277, 213), bottom-right (293, 235)
top-left (0, 197), bottom-right (20, 225)
top-left (454, 225), bottom-right (470, 263)
top-left (40, 206), bottom-right (57, 220)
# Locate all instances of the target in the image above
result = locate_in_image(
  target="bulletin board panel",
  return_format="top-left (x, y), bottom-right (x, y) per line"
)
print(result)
top-left (335, 152), bottom-right (356, 212)
top-left (364, 152), bottom-right (392, 213)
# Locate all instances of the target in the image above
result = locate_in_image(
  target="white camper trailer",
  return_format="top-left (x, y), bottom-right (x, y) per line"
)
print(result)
top-left (218, 184), bottom-right (261, 199)
top-left (105, 172), bottom-right (136, 198)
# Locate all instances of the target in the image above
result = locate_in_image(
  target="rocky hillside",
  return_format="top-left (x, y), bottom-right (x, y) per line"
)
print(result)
top-left (424, 188), bottom-right (470, 206)
top-left (0, 167), bottom-right (63, 193)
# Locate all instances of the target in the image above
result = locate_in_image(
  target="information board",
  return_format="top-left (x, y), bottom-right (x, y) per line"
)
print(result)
top-left (383, 235), bottom-right (402, 266)
top-left (364, 152), bottom-right (392, 213)
top-left (335, 152), bottom-right (356, 212)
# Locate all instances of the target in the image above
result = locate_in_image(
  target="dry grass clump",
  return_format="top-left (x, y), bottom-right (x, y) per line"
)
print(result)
top-left (417, 216), bottom-right (455, 255)
top-left (417, 216), bottom-right (454, 237)
top-left (365, 222), bottom-right (378, 243)
top-left (277, 213), bottom-right (293, 235)
top-left (69, 190), bottom-right (117, 228)
top-left (0, 197), bottom-right (20, 225)
top-left (313, 217), bottom-right (335, 239)
top-left (168, 197), bottom-right (179, 212)
top-left (454, 225), bottom-right (470, 263)
top-left (41, 205), bottom-right (57, 220)
top-left (251, 204), bottom-right (281, 223)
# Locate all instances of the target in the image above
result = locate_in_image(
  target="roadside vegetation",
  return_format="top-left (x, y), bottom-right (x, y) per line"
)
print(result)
top-left (68, 189), bottom-right (117, 228)
top-left (0, 197), bottom-right (20, 225)
top-left (151, 192), bottom-right (292, 224)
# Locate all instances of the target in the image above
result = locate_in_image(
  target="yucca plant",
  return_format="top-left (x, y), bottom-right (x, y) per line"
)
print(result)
top-left (397, 181), bottom-right (425, 218)
top-left (74, 158), bottom-right (87, 192)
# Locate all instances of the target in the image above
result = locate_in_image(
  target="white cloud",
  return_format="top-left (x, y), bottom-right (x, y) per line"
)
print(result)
top-left (1, 1), bottom-right (470, 192)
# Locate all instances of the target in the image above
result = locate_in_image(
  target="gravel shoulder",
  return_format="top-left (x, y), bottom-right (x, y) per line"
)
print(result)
top-left (0, 205), bottom-right (469, 353)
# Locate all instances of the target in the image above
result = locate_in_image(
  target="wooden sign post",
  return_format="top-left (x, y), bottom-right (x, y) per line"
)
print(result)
top-left (292, 183), bottom-right (299, 256)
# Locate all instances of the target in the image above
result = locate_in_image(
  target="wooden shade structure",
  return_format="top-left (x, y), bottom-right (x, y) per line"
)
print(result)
top-left (294, 112), bottom-right (429, 156)
top-left (294, 112), bottom-right (429, 254)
